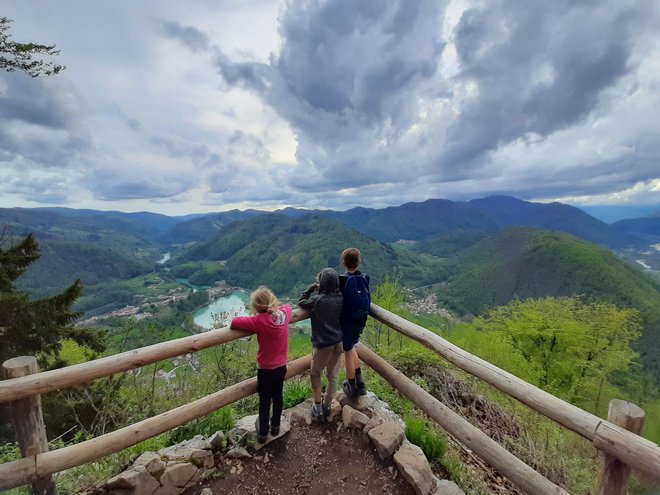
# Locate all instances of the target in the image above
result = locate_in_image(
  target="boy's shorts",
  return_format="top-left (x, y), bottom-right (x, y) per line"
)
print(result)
top-left (342, 326), bottom-right (364, 351)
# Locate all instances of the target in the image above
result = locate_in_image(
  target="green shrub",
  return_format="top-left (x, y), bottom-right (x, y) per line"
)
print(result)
top-left (283, 376), bottom-right (312, 409)
top-left (405, 415), bottom-right (447, 463)
top-left (168, 406), bottom-right (236, 444)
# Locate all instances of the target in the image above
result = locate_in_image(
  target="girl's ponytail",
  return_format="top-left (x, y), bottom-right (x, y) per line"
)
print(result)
top-left (250, 286), bottom-right (279, 314)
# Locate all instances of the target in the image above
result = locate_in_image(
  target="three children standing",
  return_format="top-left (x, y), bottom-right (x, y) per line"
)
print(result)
top-left (231, 247), bottom-right (371, 437)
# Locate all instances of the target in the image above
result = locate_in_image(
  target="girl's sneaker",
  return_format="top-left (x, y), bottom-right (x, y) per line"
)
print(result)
top-left (254, 417), bottom-right (267, 444)
top-left (322, 403), bottom-right (331, 419)
top-left (270, 424), bottom-right (280, 436)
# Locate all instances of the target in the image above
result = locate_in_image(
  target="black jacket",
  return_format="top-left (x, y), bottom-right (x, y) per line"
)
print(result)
top-left (298, 268), bottom-right (343, 348)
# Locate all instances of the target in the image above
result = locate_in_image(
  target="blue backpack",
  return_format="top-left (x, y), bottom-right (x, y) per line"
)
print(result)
top-left (343, 274), bottom-right (371, 323)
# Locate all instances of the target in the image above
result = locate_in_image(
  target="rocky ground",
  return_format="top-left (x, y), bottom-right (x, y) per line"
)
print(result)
top-left (184, 416), bottom-right (417, 495)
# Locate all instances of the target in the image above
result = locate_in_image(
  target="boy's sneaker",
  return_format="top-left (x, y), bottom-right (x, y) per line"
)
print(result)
top-left (322, 403), bottom-right (331, 419)
top-left (254, 417), bottom-right (267, 444)
top-left (356, 380), bottom-right (368, 396)
top-left (270, 424), bottom-right (280, 436)
top-left (343, 380), bottom-right (358, 399)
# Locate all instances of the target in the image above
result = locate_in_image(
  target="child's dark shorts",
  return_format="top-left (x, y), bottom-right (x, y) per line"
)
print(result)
top-left (342, 325), bottom-right (364, 351)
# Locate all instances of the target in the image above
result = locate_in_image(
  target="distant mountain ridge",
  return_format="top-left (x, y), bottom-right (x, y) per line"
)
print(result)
top-left (1, 195), bottom-right (641, 249)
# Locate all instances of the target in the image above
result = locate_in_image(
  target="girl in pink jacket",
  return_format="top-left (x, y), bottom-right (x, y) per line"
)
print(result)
top-left (231, 286), bottom-right (291, 443)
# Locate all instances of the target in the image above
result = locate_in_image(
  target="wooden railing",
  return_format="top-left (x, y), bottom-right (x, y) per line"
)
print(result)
top-left (0, 304), bottom-right (658, 495)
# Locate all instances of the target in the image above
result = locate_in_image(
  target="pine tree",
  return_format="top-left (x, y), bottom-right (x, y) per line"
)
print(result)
top-left (0, 233), bottom-right (105, 365)
top-left (0, 17), bottom-right (65, 77)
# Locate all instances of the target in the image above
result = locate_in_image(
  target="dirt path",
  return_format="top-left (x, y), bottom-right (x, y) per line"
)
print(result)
top-left (184, 416), bottom-right (416, 495)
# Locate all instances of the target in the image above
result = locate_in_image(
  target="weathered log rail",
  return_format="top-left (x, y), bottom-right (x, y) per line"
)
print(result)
top-left (368, 304), bottom-right (660, 483)
top-left (0, 303), bottom-right (658, 494)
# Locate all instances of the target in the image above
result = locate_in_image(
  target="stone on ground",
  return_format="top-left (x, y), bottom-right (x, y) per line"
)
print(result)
top-left (368, 420), bottom-right (405, 460)
top-left (394, 440), bottom-right (434, 495)
top-left (342, 404), bottom-right (369, 429)
top-left (158, 435), bottom-right (212, 466)
top-left (156, 462), bottom-right (200, 494)
top-left (208, 430), bottom-right (225, 450)
top-left (132, 452), bottom-right (165, 476)
top-left (432, 476), bottom-right (466, 495)
top-left (106, 465), bottom-right (159, 494)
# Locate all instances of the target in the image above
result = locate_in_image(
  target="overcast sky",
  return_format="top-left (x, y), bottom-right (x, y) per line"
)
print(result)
top-left (1, 0), bottom-right (659, 215)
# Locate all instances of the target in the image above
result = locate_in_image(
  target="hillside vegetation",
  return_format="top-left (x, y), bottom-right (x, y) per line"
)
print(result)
top-left (16, 240), bottom-right (152, 298)
top-left (174, 214), bottom-right (448, 296)
top-left (436, 227), bottom-right (660, 377)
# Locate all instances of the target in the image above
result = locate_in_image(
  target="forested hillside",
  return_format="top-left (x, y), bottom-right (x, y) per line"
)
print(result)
top-left (15, 240), bottom-right (153, 298)
top-left (174, 214), bottom-right (447, 296)
top-left (436, 227), bottom-right (660, 377)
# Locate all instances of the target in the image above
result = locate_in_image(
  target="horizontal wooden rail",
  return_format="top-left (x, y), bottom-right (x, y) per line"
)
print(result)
top-left (0, 308), bottom-right (309, 404)
top-left (357, 345), bottom-right (568, 495)
top-left (0, 354), bottom-right (312, 490)
top-left (368, 304), bottom-right (660, 482)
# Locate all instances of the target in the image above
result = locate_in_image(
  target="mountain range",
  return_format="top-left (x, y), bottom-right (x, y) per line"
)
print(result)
top-left (3, 196), bottom-right (660, 377)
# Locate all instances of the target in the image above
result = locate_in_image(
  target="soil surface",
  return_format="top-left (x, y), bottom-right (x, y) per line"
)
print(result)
top-left (184, 416), bottom-right (416, 495)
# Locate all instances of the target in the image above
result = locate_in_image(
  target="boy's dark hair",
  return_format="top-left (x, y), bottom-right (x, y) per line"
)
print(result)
top-left (341, 247), bottom-right (361, 271)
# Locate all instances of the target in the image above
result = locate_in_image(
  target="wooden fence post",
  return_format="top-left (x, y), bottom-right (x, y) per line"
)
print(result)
top-left (2, 356), bottom-right (58, 495)
top-left (596, 399), bottom-right (645, 495)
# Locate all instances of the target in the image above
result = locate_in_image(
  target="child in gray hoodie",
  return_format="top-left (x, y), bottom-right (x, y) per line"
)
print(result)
top-left (298, 267), bottom-right (343, 420)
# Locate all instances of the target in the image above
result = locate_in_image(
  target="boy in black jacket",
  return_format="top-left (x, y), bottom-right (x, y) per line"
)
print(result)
top-left (339, 247), bottom-right (370, 398)
top-left (298, 268), bottom-right (344, 420)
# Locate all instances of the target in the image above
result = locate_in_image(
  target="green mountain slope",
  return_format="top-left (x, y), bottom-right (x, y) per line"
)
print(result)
top-left (327, 199), bottom-right (499, 243)
top-left (469, 196), bottom-right (628, 247)
top-left (163, 210), bottom-right (264, 244)
top-left (175, 214), bottom-right (447, 296)
top-left (612, 216), bottom-right (660, 245)
top-left (438, 227), bottom-right (660, 377)
top-left (0, 208), bottom-right (162, 257)
top-left (16, 240), bottom-right (153, 298)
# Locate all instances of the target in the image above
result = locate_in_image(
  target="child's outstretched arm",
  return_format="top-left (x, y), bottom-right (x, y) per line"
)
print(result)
top-left (298, 283), bottom-right (319, 309)
top-left (230, 314), bottom-right (260, 333)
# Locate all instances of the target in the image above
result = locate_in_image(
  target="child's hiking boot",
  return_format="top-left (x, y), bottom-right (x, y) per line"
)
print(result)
top-left (355, 368), bottom-right (368, 396)
top-left (342, 379), bottom-right (358, 399)
top-left (322, 403), bottom-right (331, 419)
top-left (254, 417), bottom-right (267, 444)
top-left (310, 402), bottom-right (324, 422)
top-left (270, 424), bottom-right (280, 436)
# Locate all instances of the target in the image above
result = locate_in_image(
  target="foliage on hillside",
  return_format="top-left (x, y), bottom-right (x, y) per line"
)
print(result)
top-left (326, 199), bottom-right (499, 243)
top-left (163, 210), bottom-right (262, 244)
top-left (16, 240), bottom-right (152, 297)
top-left (451, 297), bottom-right (641, 411)
top-left (174, 214), bottom-right (448, 296)
top-left (437, 227), bottom-right (660, 378)
top-left (413, 229), bottom-right (491, 257)
top-left (0, 208), bottom-right (164, 251)
top-left (0, 234), bottom-right (105, 366)
top-left (469, 196), bottom-right (628, 247)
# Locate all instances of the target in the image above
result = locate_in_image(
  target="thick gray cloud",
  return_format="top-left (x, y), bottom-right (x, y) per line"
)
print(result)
top-left (444, 0), bottom-right (644, 165)
top-left (214, 0), bottom-right (448, 189)
top-left (212, 0), bottom-right (660, 204)
top-left (0, 73), bottom-right (90, 167)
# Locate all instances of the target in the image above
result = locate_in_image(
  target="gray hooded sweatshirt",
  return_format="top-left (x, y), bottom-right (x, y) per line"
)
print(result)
top-left (298, 268), bottom-right (343, 348)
